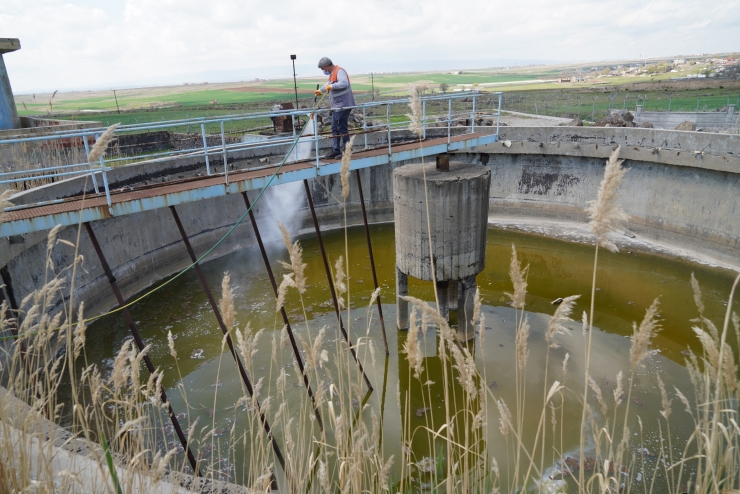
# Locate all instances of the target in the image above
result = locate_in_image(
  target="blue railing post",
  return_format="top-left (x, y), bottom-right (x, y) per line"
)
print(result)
top-left (81, 135), bottom-right (100, 194)
top-left (422, 99), bottom-right (426, 140)
top-left (447, 99), bottom-right (452, 145)
top-left (291, 114), bottom-right (297, 162)
top-left (94, 132), bottom-right (112, 207)
top-left (220, 120), bottom-right (228, 185)
top-left (497, 93), bottom-right (502, 135)
top-left (471, 94), bottom-right (476, 133)
top-left (314, 115), bottom-right (320, 169)
top-left (386, 103), bottom-right (391, 155)
top-left (362, 107), bottom-right (368, 150)
top-left (200, 123), bottom-right (211, 176)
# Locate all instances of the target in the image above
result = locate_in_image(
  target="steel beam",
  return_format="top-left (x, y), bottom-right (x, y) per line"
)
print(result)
top-left (83, 222), bottom-right (201, 476)
top-left (303, 180), bottom-right (373, 392)
top-left (168, 205), bottom-right (290, 472)
top-left (241, 192), bottom-right (324, 430)
top-left (354, 169), bottom-right (389, 355)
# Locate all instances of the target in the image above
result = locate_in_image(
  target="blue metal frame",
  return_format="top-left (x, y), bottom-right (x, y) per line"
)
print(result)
top-left (1, 92), bottom-right (502, 237)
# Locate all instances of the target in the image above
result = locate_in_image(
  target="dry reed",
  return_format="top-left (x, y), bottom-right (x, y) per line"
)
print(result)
top-left (87, 123), bottom-right (120, 163)
top-left (340, 135), bottom-right (356, 202)
top-left (586, 146), bottom-right (628, 253)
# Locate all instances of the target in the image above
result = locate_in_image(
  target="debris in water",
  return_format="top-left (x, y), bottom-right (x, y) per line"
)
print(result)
top-left (636, 447), bottom-right (656, 457)
top-left (551, 297), bottom-right (564, 305)
top-left (681, 350), bottom-right (690, 356)
top-left (562, 456), bottom-right (597, 473)
top-left (489, 381), bottom-right (498, 390)
top-left (416, 457), bottom-right (435, 473)
top-left (632, 397), bottom-right (645, 406)
top-left (416, 407), bottom-right (431, 417)
top-left (190, 349), bottom-right (205, 359)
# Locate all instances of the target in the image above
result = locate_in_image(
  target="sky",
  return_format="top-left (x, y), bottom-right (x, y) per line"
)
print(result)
top-left (1, 0), bottom-right (738, 93)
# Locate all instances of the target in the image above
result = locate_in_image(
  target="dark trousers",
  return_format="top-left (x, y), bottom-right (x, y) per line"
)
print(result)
top-left (331, 109), bottom-right (351, 154)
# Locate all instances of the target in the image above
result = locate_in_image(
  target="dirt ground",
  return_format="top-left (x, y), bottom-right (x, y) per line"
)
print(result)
top-left (498, 111), bottom-right (572, 127)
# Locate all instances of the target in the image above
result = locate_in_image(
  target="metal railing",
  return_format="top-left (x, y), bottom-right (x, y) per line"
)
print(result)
top-left (1, 91), bottom-right (502, 207)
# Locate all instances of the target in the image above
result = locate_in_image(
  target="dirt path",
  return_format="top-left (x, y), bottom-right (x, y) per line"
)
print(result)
top-left (498, 110), bottom-right (572, 127)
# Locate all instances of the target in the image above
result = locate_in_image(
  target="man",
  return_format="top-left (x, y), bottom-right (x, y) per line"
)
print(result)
top-left (314, 57), bottom-right (356, 159)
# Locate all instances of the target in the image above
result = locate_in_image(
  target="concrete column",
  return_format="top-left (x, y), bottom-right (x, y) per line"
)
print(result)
top-left (457, 274), bottom-right (477, 341)
top-left (435, 280), bottom-right (449, 320)
top-left (0, 39), bottom-right (21, 131)
top-left (396, 267), bottom-right (409, 330)
top-left (448, 280), bottom-right (458, 311)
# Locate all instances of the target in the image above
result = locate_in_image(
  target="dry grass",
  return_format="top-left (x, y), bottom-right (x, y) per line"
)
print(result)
top-left (2, 127), bottom-right (740, 494)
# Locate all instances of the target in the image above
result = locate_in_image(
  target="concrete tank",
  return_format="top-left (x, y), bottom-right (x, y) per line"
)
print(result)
top-left (393, 157), bottom-right (491, 339)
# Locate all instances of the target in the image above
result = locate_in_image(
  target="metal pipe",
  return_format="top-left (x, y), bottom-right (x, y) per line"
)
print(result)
top-left (95, 132), bottom-right (112, 206)
top-left (200, 123), bottom-right (211, 175)
top-left (240, 192), bottom-right (325, 430)
top-left (386, 104), bottom-right (391, 155)
top-left (471, 94), bottom-right (476, 133)
top-left (447, 99), bottom-right (452, 144)
top-left (220, 120), bottom-right (228, 184)
top-left (0, 168), bottom-right (112, 184)
top-left (83, 222), bottom-right (201, 476)
top-left (422, 99), bottom-right (426, 140)
top-left (101, 170), bottom-right (111, 207)
top-left (167, 206), bottom-right (292, 466)
top-left (0, 161), bottom-right (101, 177)
top-left (314, 115), bottom-right (320, 168)
top-left (362, 106), bottom-right (368, 150)
top-left (302, 180), bottom-right (373, 391)
top-left (291, 114), bottom-right (297, 162)
top-left (353, 169), bottom-right (388, 355)
top-left (81, 135), bottom-right (100, 193)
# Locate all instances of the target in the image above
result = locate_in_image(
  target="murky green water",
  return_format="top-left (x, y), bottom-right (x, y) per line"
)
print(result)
top-left (82, 224), bottom-right (739, 489)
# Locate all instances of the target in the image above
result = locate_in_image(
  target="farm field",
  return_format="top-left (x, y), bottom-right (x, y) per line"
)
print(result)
top-left (13, 57), bottom-right (739, 126)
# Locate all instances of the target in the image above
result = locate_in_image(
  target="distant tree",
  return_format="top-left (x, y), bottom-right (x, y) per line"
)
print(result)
top-left (600, 67), bottom-right (611, 75)
top-left (439, 83), bottom-right (449, 93)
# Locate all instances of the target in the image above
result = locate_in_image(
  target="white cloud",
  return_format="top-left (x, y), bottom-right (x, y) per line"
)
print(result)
top-left (2, 0), bottom-right (738, 92)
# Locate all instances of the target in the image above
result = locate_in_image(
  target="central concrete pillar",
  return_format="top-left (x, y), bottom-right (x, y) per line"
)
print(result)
top-left (458, 274), bottom-right (477, 340)
top-left (448, 281), bottom-right (458, 311)
top-left (396, 267), bottom-right (409, 330)
top-left (393, 160), bottom-right (491, 340)
top-left (435, 280), bottom-right (449, 320)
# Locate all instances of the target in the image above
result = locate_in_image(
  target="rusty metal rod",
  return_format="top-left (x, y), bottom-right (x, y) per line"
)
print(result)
top-left (167, 205), bottom-right (290, 471)
top-left (302, 180), bottom-right (373, 391)
top-left (354, 169), bottom-right (389, 355)
top-left (83, 222), bottom-right (201, 476)
top-left (241, 193), bottom-right (324, 430)
top-left (0, 283), bottom-right (33, 377)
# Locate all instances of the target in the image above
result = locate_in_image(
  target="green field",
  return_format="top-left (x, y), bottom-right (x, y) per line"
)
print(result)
top-left (14, 57), bottom-right (740, 126)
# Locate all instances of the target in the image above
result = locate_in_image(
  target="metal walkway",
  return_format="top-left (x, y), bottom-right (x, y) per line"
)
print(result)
top-left (1, 131), bottom-right (498, 237)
